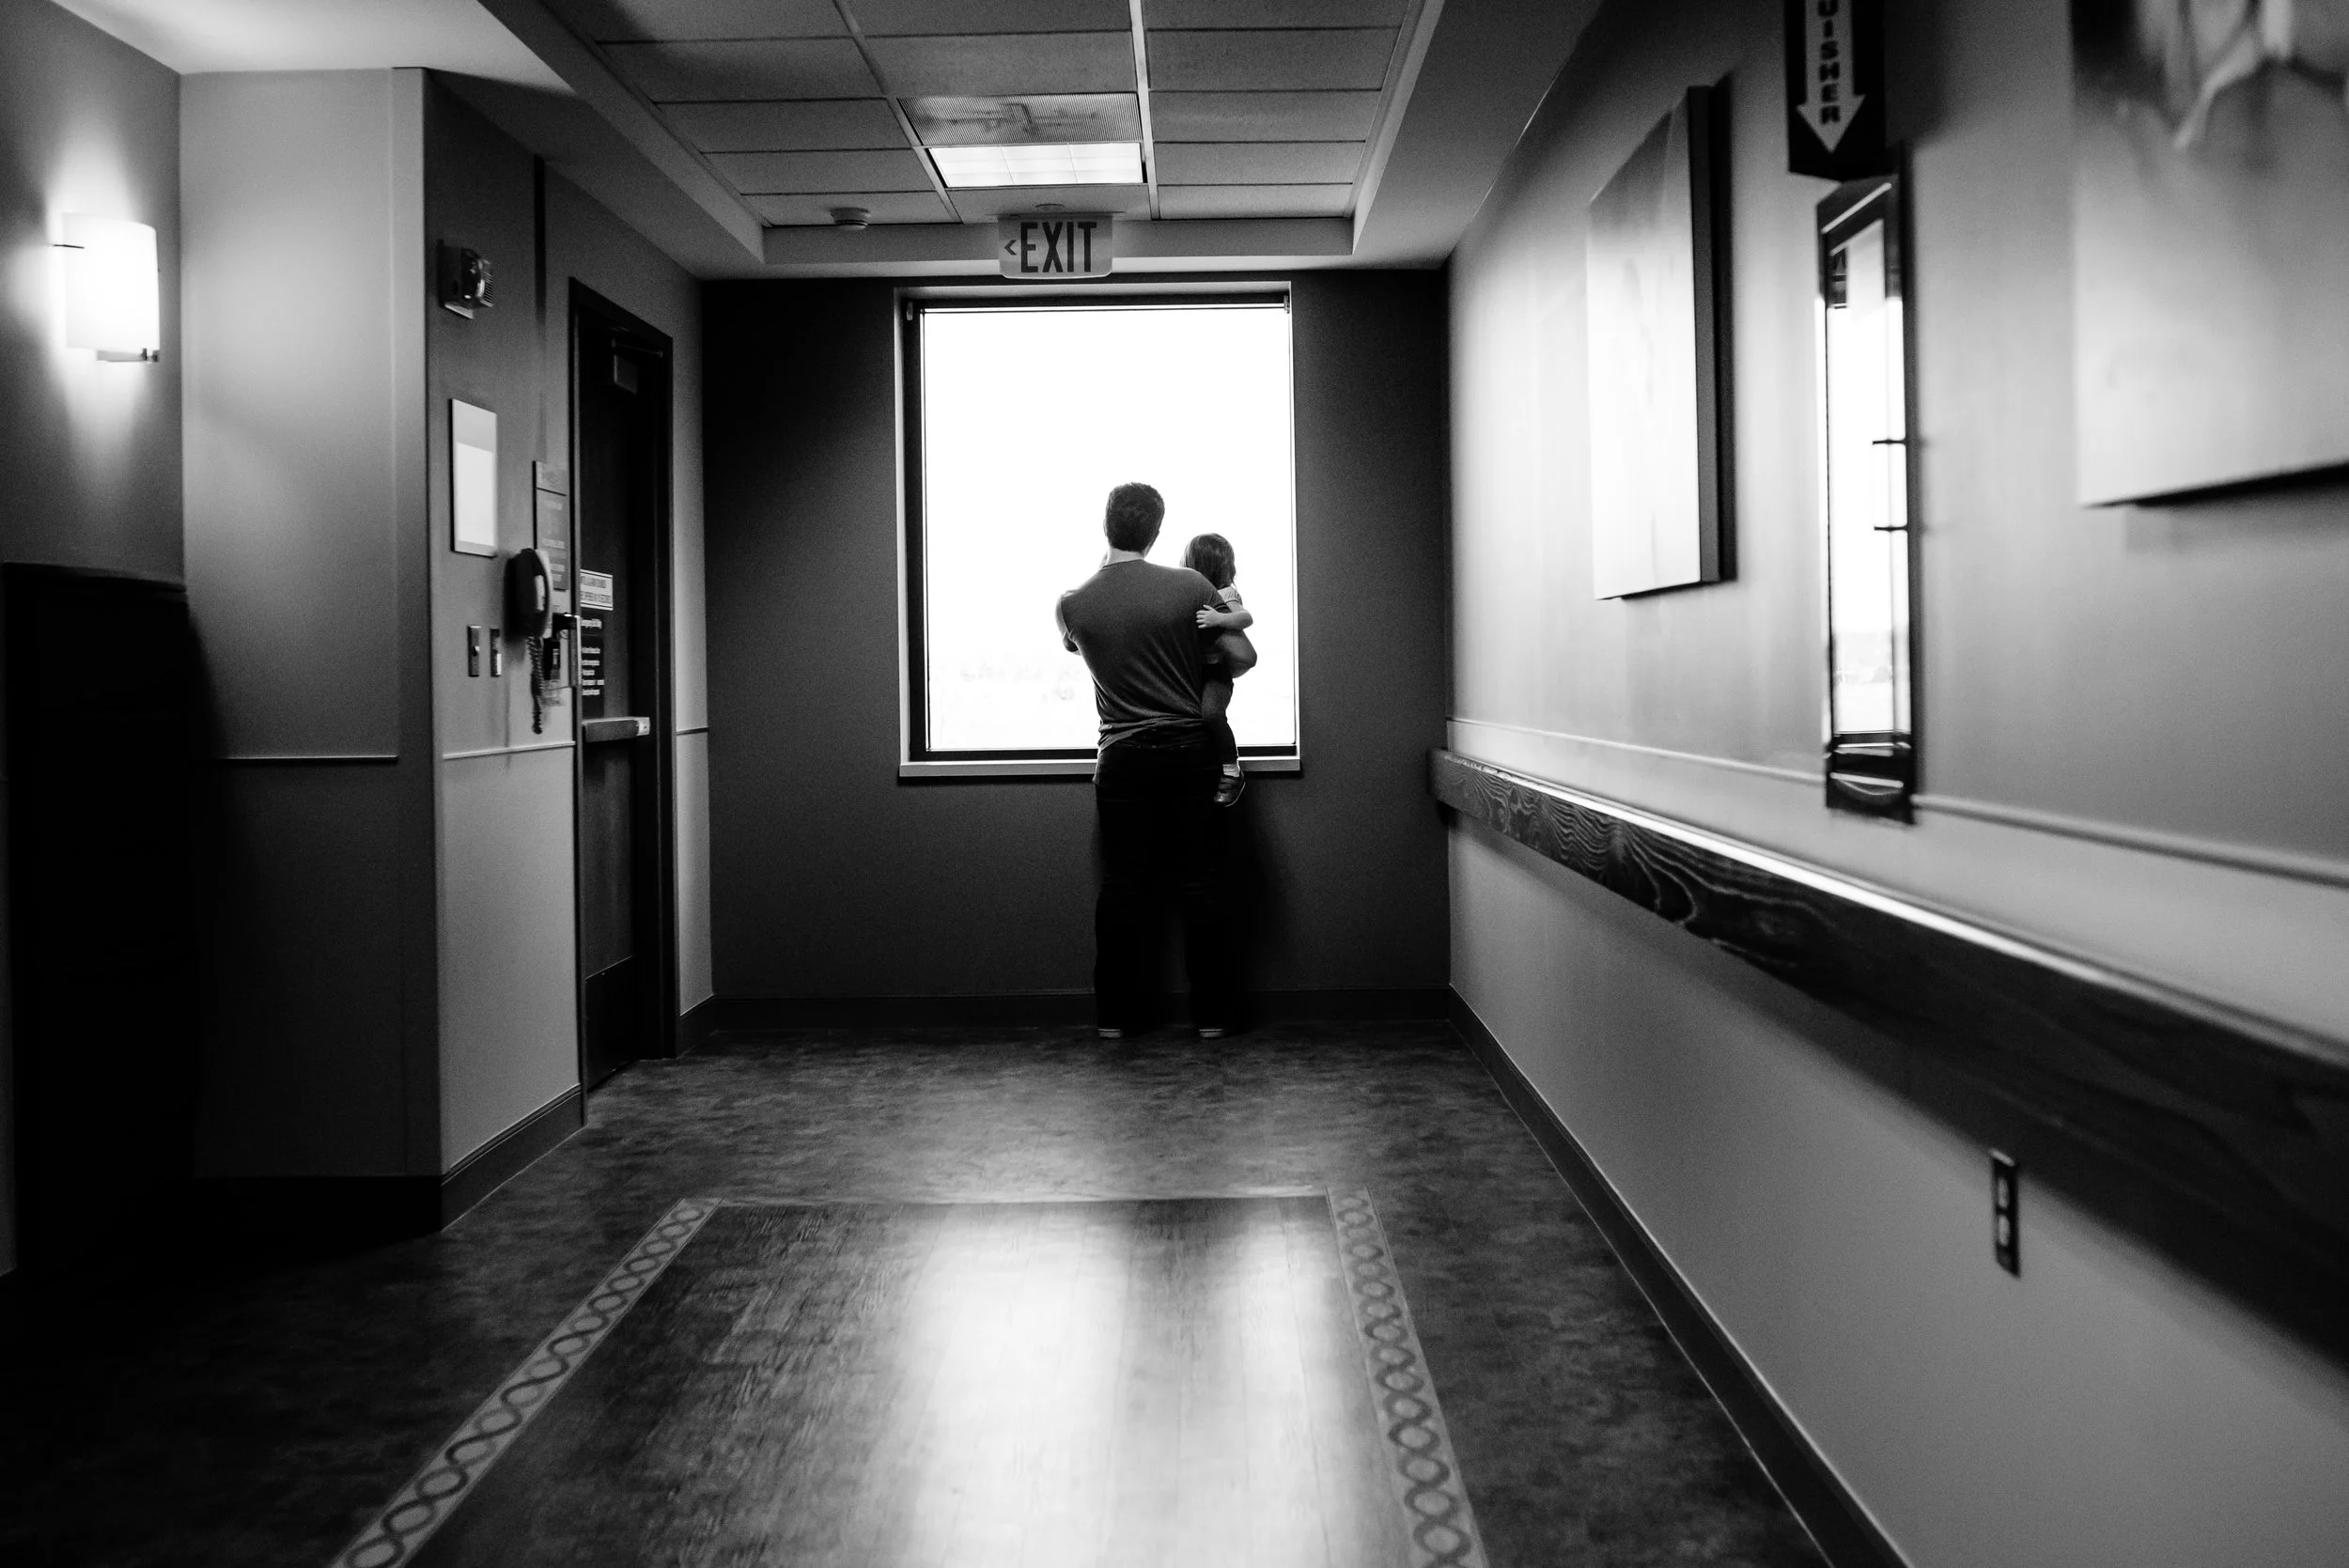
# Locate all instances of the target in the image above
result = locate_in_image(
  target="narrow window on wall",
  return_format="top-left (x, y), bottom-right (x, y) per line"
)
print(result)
top-left (900, 296), bottom-right (1299, 774)
top-left (1817, 176), bottom-right (1918, 819)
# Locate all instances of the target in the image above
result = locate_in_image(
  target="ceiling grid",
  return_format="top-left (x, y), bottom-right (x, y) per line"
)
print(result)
top-left (825, 0), bottom-right (962, 225)
top-left (543, 0), bottom-right (1422, 234)
top-left (54, 0), bottom-right (1609, 274)
top-left (1127, 0), bottom-right (1162, 219)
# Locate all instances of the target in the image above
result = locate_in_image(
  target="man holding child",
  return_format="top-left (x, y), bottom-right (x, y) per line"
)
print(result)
top-left (1056, 482), bottom-right (1257, 1041)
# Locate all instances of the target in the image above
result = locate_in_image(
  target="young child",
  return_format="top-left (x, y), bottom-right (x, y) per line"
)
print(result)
top-left (1183, 533), bottom-right (1254, 807)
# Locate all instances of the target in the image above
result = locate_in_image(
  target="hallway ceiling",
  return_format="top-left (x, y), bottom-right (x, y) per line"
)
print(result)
top-left (51, 0), bottom-right (564, 86)
top-left (54, 0), bottom-right (1602, 278)
top-left (543, 0), bottom-right (1422, 231)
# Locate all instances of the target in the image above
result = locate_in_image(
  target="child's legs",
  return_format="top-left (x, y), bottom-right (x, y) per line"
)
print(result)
top-left (1200, 675), bottom-right (1239, 767)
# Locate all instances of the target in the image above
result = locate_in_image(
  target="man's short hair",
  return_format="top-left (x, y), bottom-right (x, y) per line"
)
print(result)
top-left (1103, 482), bottom-right (1165, 552)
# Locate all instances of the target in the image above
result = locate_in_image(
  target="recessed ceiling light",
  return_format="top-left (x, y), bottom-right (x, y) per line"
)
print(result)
top-left (929, 142), bottom-right (1144, 190)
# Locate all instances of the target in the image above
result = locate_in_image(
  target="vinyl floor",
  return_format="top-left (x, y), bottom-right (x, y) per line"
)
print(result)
top-left (0, 1023), bottom-right (1823, 1567)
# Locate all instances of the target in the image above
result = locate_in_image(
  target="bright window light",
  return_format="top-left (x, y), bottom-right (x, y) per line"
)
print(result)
top-left (910, 300), bottom-right (1298, 761)
top-left (929, 142), bottom-right (1143, 189)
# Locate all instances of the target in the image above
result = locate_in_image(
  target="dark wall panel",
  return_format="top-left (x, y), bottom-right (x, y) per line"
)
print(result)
top-left (0, 0), bottom-right (183, 1279)
top-left (703, 272), bottom-right (1449, 1002)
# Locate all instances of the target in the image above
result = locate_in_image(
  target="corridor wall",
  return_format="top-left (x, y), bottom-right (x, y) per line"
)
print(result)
top-left (183, 69), bottom-right (430, 1191)
top-left (183, 69), bottom-right (709, 1220)
top-left (1446, 0), bottom-right (2349, 1564)
top-left (0, 0), bottom-right (182, 1276)
top-left (702, 272), bottom-right (1449, 1014)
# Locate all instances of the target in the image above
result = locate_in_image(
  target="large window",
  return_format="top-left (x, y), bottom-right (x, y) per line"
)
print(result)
top-left (902, 295), bottom-right (1299, 774)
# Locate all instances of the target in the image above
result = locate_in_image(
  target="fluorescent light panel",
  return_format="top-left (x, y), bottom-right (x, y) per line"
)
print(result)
top-left (929, 142), bottom-right (1143, 189)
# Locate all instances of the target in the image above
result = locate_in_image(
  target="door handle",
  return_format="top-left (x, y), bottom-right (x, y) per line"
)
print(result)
top-left (582, 716), bottom-right (652, 743)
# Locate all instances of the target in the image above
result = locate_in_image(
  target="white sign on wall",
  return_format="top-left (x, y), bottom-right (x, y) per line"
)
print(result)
top-left (451, 400), bottom-right (498, 557)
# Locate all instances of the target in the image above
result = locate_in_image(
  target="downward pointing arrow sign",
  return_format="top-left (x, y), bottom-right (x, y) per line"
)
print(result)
top-left (1797, 93), bottom-right (1864, 152)
top-left (1798, 0), bottom-right (1864, 153)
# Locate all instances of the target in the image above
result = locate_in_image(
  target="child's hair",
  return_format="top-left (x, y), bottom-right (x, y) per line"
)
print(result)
top-left (1183, 533), bottom-right (1237, 589)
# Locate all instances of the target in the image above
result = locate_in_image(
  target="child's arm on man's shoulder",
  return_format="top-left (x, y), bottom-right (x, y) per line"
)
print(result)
top-left (1196, 589), bottom-right (1252, 631)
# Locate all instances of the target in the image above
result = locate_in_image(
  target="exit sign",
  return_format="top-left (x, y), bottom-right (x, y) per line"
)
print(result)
top-left (998, 214), bottom-right (1112, 279)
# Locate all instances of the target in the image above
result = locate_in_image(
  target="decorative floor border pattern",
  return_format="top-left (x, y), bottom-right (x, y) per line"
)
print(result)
top-left (326, 1198), bottom-right (720, 1568)
top-left (328, 1192), bottom-right (1485, 1568)
top-left (1333, 1188), bottom-right (1491, 1568)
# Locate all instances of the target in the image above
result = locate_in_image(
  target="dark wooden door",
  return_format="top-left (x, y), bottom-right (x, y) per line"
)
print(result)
top-left (572, 293), bottom-right (674, 1091)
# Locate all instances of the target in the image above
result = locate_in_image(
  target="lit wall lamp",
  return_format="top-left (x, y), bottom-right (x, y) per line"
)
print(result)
top-left (54, 214), bottom-right (161, 362)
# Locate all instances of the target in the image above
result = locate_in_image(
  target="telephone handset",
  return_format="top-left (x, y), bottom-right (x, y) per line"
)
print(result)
top-left (507, 547), bottom-right (554, 639)
top-left (506, 548), bottom-right (570, 732)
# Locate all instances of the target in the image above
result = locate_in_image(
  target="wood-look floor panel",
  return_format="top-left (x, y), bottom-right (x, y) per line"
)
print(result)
top-left (1, 1026), bottom-right (1822, 1568)
top-left (408, 1197), bottom-right (1412, 1568)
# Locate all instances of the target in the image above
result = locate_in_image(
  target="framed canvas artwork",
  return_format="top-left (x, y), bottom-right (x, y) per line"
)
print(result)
top-left (1586, 85), bottom-right (1731, 598)
top-left (2072, 0), bottom-right (2349, 504)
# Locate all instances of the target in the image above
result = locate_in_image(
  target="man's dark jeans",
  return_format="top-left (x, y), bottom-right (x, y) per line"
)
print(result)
top-left (1093, 737), bottom-right (1233, 1032)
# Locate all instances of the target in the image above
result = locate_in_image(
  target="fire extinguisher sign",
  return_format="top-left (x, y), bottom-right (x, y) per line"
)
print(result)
top-left (1784, 0), bottom-right (1888, 180)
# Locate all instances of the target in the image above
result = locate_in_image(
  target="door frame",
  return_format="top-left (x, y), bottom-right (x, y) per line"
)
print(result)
top-left (568, 281), bottom-right (679, 1084)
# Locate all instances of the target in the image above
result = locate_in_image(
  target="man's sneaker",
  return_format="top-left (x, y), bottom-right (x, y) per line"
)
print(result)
top-left (1214, 767), bottom-right (1246, 807)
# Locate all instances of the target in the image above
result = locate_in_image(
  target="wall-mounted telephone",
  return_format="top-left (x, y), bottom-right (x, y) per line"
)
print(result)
top-left (506, 548), bottom-right (569, 733)
top-left (507, 547), bottom-right (552, 638)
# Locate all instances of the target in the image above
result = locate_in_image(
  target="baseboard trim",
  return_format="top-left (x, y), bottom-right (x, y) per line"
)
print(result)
top-left (194, 1089), bottom-right (584, 1253)
top-left (689, 987), bottom-right (1451, 1038)
top-left (1449, 990), bottom-right (1906, 1568)
top-left (677, 994), bottom-right (722, 1055)
top-left (694, 992), bottom-right (1096, 1032)
top-left (439, 1088), bottom-right (583, 1226)
top-left (1252, 986), bottom-right (1451, 1020)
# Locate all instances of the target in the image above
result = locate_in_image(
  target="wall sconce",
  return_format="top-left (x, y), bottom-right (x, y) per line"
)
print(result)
top-left (55, 214), bottom-right (160, 363)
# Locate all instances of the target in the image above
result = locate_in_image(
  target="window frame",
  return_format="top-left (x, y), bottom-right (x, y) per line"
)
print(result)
top-left (895, 286), bottom-right (1304, 780)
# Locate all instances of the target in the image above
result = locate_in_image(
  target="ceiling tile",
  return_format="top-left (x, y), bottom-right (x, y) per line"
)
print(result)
top-left (710, 149), bottom-right (938, 193)
top-left (1147, 89), bottom-right (1380, 141)
top-left (750, 191), bottom-right (957, 225)
top-left (865, 32), bottom-right (1136, 96)
top-left (1156, 182), bottom-right (1352, 218)
top-left (1143, 0), bottom-right (1406, 26)
top-left (663, 99), bottom-right (909, 151)
top-left (946, 183), bottom-right (1153, 219)
top-left (848, 0), bottom-right (1130, 35)
top-left (603, 39), bottom-right (878, 101)
top-left (563, 0), bottom-right (846, 40)
top-left (1155, 141), bottom-right (1365, 184)
top-left (1145, 28), bottom-right (1394, 91)
top-left (904, 94), bottom-right (1142, 145)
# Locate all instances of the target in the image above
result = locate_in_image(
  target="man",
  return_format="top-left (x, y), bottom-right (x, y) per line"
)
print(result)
top-left (1057, 482), bottom-right (1255, 1040)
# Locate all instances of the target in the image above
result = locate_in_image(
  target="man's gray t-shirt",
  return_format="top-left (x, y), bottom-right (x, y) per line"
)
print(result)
top-left (1057, 560), bottom-right (1221, 749)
